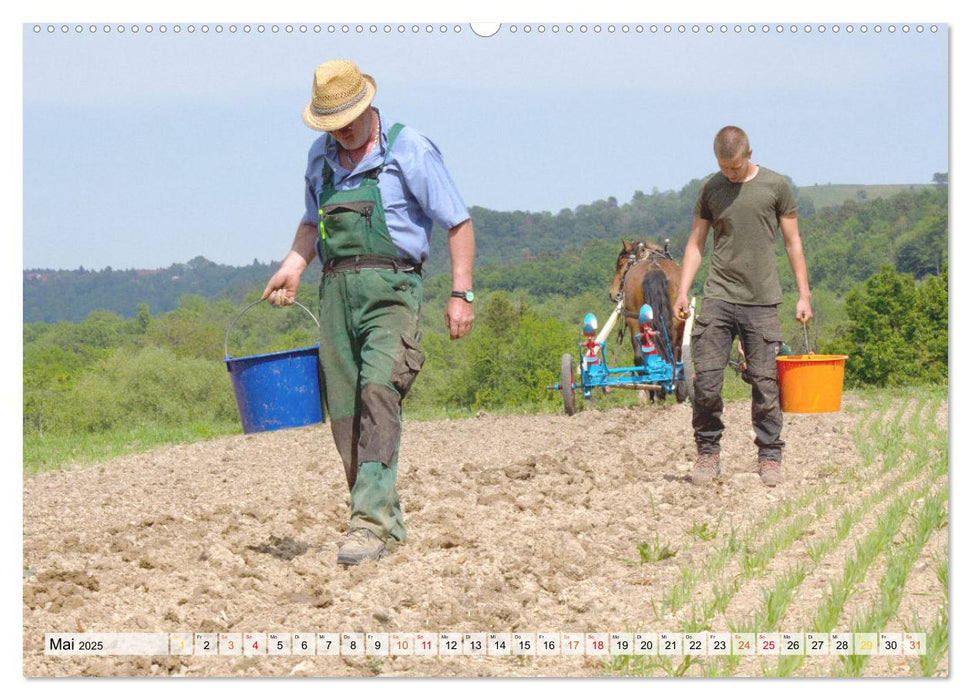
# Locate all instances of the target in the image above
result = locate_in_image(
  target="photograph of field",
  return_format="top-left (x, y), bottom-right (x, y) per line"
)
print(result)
top-left (20, 13), bottom-right (949, 682)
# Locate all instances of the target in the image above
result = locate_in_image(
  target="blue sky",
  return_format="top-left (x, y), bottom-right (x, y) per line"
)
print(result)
top-left (21, 18), bottom-right (948, 270)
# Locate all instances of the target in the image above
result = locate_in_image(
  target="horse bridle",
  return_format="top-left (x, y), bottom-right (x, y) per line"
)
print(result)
top-left (614, 253), bottom-right (639, 304)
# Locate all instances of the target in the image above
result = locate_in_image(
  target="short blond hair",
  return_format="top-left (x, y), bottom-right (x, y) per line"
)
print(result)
top-left (713, 126), bottom-right (750, 160)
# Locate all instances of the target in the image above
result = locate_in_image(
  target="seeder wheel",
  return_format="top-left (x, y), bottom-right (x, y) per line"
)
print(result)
top-left (560, 353), bottom-right (576, 416)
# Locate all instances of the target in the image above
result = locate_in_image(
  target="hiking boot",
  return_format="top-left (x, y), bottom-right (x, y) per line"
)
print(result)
top-left (337, 528), bottom-right (387, 565)
top-left (758, 459), bottom-right (783, 487)
top-left (690, 453), bottom-right (720, 485)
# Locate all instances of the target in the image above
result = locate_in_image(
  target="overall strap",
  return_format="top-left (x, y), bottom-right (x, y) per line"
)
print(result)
top-left (384, 123), bottom-right (404, 165)
top-left (363, 122), bottom-right (405, 180)
top-left (321, 134), bottom-right (335, 188)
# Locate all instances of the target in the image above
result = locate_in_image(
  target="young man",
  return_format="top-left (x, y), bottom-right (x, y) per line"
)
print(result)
top-left (263, 59), bottom-right (475, 563)
top-left (674, 126), bottom-right (812, 487)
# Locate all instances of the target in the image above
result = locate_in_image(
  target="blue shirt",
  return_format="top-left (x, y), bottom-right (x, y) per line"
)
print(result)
top-left (300, 109), bottom-right (470, 263)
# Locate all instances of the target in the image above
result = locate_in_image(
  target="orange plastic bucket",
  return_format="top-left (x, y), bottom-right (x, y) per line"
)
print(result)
top-left (776, 354), bottom-right (849, 413)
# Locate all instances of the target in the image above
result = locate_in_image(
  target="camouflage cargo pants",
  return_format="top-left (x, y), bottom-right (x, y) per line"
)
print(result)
top-left (690, 298), bottom-right (785, 460)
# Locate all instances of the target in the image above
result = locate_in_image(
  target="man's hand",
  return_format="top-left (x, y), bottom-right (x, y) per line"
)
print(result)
top-left (261, 267), bottom-right (300, 306)
top-left (445, 296), bottom-right (474, 340)
top-left (796, 297), bottom-right (813, 324)
top-left (674, 293), bottom-right (691, 320)
top-left (262, 225), bottom-right (317, 306)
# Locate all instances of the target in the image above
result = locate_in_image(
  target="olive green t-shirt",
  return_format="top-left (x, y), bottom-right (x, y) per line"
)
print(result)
top-left (693, 166), bottom-right (796, 305)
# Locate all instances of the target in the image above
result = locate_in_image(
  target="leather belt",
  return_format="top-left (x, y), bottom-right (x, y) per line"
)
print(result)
top-left (323, 255), bottom-right (422, 276)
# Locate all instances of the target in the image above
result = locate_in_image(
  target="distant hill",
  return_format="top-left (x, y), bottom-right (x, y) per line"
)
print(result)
top-left (22, 257), bottom-right (312, 324)
top-left (798, 184), bottom-right (937, 211)
top-left (24, 180), bottom-right (945, 324)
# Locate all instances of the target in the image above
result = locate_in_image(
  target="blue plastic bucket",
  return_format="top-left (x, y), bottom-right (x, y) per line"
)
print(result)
top-left (224, 300), bottom-right (324, 433)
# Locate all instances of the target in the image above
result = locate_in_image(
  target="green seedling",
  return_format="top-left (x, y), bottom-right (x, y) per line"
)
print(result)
top-left (636, 537), bottom-right (677, 564)
top-left (687, 518), bottom-right (720, 542)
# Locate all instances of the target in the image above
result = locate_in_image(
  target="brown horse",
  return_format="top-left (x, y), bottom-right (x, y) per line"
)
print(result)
top-left (607, 239), bottom-right (686, 378)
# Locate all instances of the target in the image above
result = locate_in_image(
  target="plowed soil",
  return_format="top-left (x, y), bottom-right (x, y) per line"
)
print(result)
top-left (22, 395), bottom-right (947, 677)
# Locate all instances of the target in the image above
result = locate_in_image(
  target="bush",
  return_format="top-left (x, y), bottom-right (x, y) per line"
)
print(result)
top-left (456, 293), bottom-right (575, 409)
top-left (823, 265), bottom-right (947, 387)
top-left (55, 345), bottom-right (238, 432)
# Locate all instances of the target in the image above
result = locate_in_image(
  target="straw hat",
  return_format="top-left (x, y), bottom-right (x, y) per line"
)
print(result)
top-left (302, 59), bottom-right (376, 132)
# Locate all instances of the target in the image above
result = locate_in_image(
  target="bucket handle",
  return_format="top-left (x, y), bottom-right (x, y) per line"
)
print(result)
top-left (224, 299), bottom-right (320, 360)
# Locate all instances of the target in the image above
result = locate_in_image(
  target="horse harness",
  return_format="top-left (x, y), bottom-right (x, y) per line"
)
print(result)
top-left (614, 243), bottom-right (675, 350)
top-left (617, 245), bottom-right (674, 320)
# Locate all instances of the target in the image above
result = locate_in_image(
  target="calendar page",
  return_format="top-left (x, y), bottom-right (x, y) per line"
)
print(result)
top-left (21, 4), bottom-right (950, 683)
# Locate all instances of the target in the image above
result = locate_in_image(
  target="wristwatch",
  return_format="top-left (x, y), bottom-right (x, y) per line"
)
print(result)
top-left (451, 290), bottom-right (474, 303)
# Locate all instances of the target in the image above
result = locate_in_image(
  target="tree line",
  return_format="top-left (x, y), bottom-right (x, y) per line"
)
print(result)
top-left (24, 182), bottom-right (944, 324)
top-left (23, 260), bottom-right (947, 440)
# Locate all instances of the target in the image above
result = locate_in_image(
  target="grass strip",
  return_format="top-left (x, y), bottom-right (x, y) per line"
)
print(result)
top-left (609, 389), bottom-right (945, 677)
top-left (703, 393), bottom-right (943, 677)
top-left (683, 444), bottom-right (915, 635)
top-left (911, 533), bottom-right (949, 677)
top-left (643, 458), bottom-right (907, 672)
top-left (23, 420), bottom-right (243, 475)
top-left (769, 396), bottom-right (946, 677)
top-left (713, 480), bottom-right (930, 678)
top-left (911, 605), bottom-right (948, 676)
top-left (663, 393), bottom-right (906, 631)
top-left (663, 486), bottom-right (822, 616)
top-left (837, 486), bottom-right (948, 676)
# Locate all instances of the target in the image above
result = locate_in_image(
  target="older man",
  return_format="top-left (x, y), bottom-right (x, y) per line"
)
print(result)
top-left (263, 59), bottom-right (475, 564)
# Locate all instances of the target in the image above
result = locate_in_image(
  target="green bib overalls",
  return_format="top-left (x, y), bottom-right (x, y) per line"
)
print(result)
top-left (317, 123), bottom-right (424, 545)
